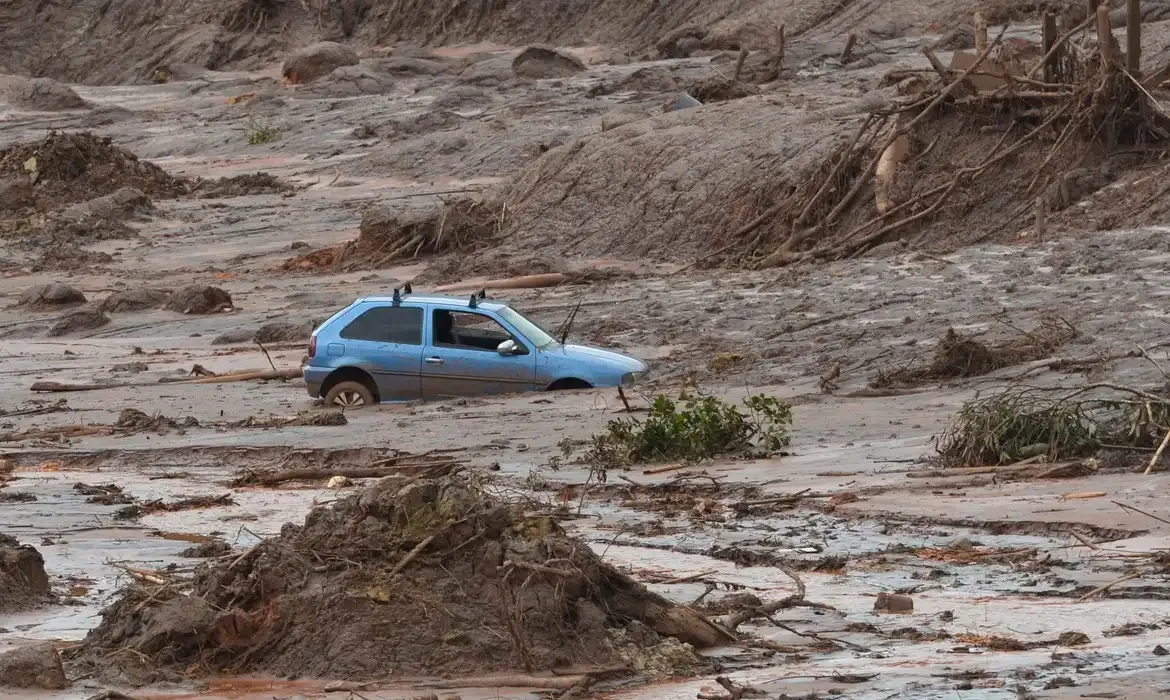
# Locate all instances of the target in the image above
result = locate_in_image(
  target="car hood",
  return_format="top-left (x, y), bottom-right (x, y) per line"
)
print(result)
top-left (544, 343), bottom-right (646, 372)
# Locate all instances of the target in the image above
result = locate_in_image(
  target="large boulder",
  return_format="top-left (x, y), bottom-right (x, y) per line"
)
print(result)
top-left (281, 42), bottom-right (360, 84)
top-left (48, 307), bottom-right (110, 337)
top-left (655, 25), bottom-right (707, 58)
top-left (0, 534), bottom-right (50, 612)
top-left (100, 288), bottom-right (171, 313)
top-left (60, 187), bottom-right (152, 222)
top-left (0, 643), bottom-right (67, 689)
top-left (165, 286), bottom-right (233, 314)
top-left (18, 283), bottom-right (86, 310)
top-left (6, 77), bottom-right (88, 111)
top-left (300, 64), bottom-right (392, 97)
top-left (512, 45), bottom-right (586, 79)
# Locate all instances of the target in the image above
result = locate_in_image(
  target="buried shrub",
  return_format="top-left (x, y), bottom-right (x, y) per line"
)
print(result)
top-left (935, 383), bottom-right (1170, 468)
top-left (582, 393), bottom-right (792, 470)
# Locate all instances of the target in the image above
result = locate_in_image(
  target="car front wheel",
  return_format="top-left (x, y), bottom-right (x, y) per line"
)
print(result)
top-left (324, 380), bottom-right (375, 408)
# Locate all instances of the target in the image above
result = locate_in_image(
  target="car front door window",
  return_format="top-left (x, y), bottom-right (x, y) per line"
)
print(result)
top-left (432, 310), bottom-right (525, 353)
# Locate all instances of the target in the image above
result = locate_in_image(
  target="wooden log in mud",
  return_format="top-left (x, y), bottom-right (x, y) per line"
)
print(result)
top-left (434, 273), bottom-right (569, 293)
top-left (31, 368), bottom-right (303, 393)
top-left (230, 460), bottom-right (461, 487)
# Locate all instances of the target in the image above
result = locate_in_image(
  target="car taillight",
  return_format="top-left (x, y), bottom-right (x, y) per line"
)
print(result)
top-left (308, 336), bottom-right (317, 358)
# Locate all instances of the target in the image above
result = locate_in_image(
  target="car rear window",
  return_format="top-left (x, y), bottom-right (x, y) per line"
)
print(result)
top-left (339, 306), bottom-right (423, 345)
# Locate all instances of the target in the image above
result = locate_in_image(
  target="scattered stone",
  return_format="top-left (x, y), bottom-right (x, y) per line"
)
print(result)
top-left (164, 286), bottom-right (233, 314)
top-left (281, 42), bottom-right (360, 84)
top-left (0, 643), bottom-right (68, 689)
top-left (100, 288), bottom-right (171, 313)
top-left (7, 77), bottom-right (88, 111)
top-left (1155, 644), bottom-right (1168, 655)
top-left (48, 307), bottom-right (110, 337)
top-left (873, 592), bottom-right (914, 614)
top-left (948, 536), bottom-right (975, 551)
top-left (18, 283), bottom-right (86, 310)
top-left (1057, 631), bottom-right (1091, 646)
top-left (512, 45), bottom-right (586, 79)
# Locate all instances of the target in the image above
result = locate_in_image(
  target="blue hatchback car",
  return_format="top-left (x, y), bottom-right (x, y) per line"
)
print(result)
top-left (304, 291), bottom-right (647, 407)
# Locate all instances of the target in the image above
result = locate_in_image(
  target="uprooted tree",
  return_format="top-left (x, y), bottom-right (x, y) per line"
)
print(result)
top-left (935, 381), bottom-right (1170, 471)
top-left (67, 473), bottom-right (736, 685)
top-left (717, 18), bottom-right (1170, 267)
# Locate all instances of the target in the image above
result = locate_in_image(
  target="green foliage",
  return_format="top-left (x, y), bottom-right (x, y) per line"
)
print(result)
top-left (581, 392), bottom-right (793, 470)
top-left (245, 117), bottom-right (281, 145)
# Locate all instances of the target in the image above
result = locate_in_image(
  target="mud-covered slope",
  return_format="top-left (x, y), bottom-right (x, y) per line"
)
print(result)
top-left (2, 0), bottom-right (1021, 85)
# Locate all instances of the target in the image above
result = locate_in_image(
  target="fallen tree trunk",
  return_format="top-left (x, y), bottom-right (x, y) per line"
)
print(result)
top-left (31, 368), bottom-right (302, 393)
top-left (230, 460), bottom-right (461, 487)
top-left (434, 273), bottom-right (569, 293)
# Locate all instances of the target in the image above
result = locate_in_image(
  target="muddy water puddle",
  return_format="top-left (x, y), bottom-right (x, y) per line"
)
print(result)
top-left (0, 467), bottom-right (322, 649)
top-left (590, 544), bottom-right (1170, 700)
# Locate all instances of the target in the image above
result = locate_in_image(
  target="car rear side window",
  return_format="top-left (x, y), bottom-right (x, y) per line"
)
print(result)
top-left (339, 306), bottom-right (423, 345)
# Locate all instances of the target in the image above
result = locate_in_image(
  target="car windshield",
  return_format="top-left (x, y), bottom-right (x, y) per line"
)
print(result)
top-left (498, 306), bottom-right (556, 348)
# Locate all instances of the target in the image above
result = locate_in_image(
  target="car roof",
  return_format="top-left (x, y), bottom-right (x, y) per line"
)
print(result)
top-left (355, 294), bottom-right (509, 312)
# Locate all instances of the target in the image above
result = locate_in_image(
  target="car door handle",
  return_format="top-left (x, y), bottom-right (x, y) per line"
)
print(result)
top-left (425, 357), bottom-right (444, 365)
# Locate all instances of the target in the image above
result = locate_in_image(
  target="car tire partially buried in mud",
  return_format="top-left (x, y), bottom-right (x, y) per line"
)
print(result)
top-left (324, 380), bottom-right (375, 408)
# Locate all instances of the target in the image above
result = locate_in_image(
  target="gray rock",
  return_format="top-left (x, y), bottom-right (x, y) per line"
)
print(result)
top-left (282, 42), bottom-right (360, 84)
top-left (0, 643), bottom-right (68, 689)
top-left (512, 45), bottom-right (586, 79)
top-left (18, 283), bottom-right (86, 310)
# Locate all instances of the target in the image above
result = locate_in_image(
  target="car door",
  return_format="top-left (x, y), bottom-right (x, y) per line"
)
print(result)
top-left (421, 306), bottom-right (538, 399)
top-left (336, 303), bottom-right (424, 400)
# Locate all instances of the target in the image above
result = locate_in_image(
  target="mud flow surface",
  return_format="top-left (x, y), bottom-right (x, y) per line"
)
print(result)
top-left (3, 1), bottom-right (1170, 699)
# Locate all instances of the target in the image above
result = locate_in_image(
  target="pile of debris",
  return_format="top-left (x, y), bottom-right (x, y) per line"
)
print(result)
top-left (0, 132), bottom-right (186, 216)
top-left (70, 473), bottom-right (727, 685)
top-left (289, 198), bottom-right (505, 271)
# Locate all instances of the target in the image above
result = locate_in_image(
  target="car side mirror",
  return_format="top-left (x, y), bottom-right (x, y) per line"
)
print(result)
top-left (497, 339), bottom-right (519, 356)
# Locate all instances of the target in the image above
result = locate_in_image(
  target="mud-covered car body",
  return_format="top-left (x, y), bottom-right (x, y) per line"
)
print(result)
top-left (304, 293), bottom-right (645, 406)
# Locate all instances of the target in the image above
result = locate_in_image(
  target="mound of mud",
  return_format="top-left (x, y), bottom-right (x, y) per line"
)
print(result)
top-left (100, 288), bottom-right (172, 313)
top-left (0, 535), bottom-right (51, 613)
top-left (3, 77), bottom-right (88, 111)
top-left (332, 199), bottom-right (503, 269)
top-left (512, 45), bottom-right (585, 79)
top-left (493, 97), bottom-right (864, 262)
top-left (72, 475), bottom-right (724, 685)
top-left (165, 286), bottom-right (233, 314)
top-left (298, 64), bottom-right (393, 97)
top-left (18, 283), bottom-right (86, 310)
top-left (195, 173), bottom-right (292, 198)
top-left (0, 132), bottom-right (185, 216)
top-left (281, 42), bottom-right (359, 83)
